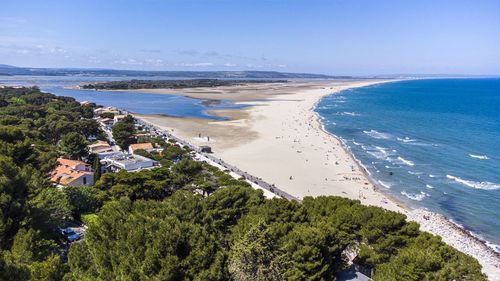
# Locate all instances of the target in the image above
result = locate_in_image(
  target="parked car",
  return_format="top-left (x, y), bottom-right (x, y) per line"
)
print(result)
top-left (58, 227), bottom-right (82, 242)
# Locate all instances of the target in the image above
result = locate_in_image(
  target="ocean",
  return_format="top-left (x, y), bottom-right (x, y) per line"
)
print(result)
top-left (315, 79), bottom-right (500, 251)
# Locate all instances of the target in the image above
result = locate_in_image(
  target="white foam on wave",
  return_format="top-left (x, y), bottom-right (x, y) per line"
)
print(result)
top-left (426, 184), bottom-right (434, 189)
top-left (338, 111), bottom-right (360, 116)
top-left (446, 174), bottom-right (500, 190)
top-left (429, 174), bottom-right (437, 178)
top-left (396, 156), bottom-right (415, 166)
top-left (469, 154), bottom-right (489, 160)
top-left (396, 136), bottom-right (434, 146)
top-left (397, 136), bottom-right (417, 143)
top-left (485, 242), bottom-right (500, 254)
top-left (408, 171), bottom-right (423, 175)
top-left (378, 180), bottom-right (392, 189)
top-left (364, 145), bottom-right (416, 169)
top-left (352, 140), bottom-right (362, 146)
top-left (363, 129), bottom-right (392, 139)
top-left (401, 191), bottom-right (429, 201)
top-left (366, 146), bottom-right (393, 161)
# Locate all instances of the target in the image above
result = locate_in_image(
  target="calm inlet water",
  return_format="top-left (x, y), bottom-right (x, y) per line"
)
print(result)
top-left (0, 75), bottom-right (246, 120)
top-left (316, 79), bottom-right (500, 250)
top-left (46, 88), bottom-right (245, 120)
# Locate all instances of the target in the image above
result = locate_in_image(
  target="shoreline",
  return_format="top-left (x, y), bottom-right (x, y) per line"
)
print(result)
top-left (128, 80), bottom-right (498, 279)
top-left (310, 82), bottom-right (411, 211)
top-left (308, 83), bottom-right (500, 279)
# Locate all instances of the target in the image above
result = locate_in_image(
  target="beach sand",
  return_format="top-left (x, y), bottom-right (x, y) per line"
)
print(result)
top-left (135, 80), bottom-right (404, 211)
top-left (134, 80), bottom-right (499, 279)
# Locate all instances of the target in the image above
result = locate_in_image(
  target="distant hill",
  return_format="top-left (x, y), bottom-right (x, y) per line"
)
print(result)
top-left (0, 64), bottom-right (19, 69)
top-left (0, 64), bottom-right (344, 79)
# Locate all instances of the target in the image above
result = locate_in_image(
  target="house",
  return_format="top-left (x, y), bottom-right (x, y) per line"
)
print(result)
top-left (88, 140), bottom-right (113, 154)
top-left (94, 106), bottom-right (121, 116)
top-left (128, 142), bottom-right (154, 154)
top-left (99, 118), bottom-right (114, 126)
top-left (50, 158), bottom-right (94, 187)
top-left (133, 133), bottom-right (151, 138)
top-left (101, 152), bottom-right (159, 172)
top-left (113, 115), bottom-right (127, 123)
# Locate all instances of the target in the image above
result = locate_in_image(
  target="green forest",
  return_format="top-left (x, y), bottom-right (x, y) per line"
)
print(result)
top-left (81, 79), bottom-right (286, 90)
top-left (0, 86), bottom-right (486, 280)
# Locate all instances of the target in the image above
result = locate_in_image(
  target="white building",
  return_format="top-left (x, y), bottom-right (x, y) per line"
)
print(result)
top-left (101, 152), bottom-right (159, 172)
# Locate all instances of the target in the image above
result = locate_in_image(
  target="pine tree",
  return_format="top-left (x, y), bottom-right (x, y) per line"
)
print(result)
top-left (93, 156), bottom-right (101, 183)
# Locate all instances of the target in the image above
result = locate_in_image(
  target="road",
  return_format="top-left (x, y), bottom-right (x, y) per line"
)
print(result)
top-left (101, 125), bottom-right (121, 152)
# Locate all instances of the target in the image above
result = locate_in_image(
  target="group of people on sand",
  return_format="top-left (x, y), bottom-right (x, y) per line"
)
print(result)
top-left (198, 133), bottom-right (210, 142)
top-left (343, 176), bottom-right (363, 181)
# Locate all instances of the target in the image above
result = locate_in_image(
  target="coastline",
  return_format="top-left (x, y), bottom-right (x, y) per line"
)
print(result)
top-left (309, 84), bottom-right (500, 279)
top-left (310, 83), bottom-right (410, 210)
top-left (130, 80), bottom-right (499, 279)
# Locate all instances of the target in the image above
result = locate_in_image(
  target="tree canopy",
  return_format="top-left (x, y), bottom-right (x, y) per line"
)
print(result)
top-left (58, 132), bottom-right (88, 160)
top-left (112, 115), bottom-right (135, 149)
top-left (0, 86), bottom-right (100, 280)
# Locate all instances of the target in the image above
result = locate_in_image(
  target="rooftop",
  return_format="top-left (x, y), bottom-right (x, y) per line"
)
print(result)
top-left (129, 143), bottom-right (154, 151)
top-left (105, 153), bottom-right (155, 165)
top-left (50, 158), bottom-right (93, 185)
top-left (56, 158), bottom-right (89, 168)
top-left (88, 140), bottom-right (110, 149)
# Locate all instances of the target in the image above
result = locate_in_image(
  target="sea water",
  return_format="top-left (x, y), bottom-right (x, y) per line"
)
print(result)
top-left (316, 79), bottom-right (500, 250)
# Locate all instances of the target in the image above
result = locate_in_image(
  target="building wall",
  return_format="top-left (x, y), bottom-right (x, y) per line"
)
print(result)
top-left (123, 160), bottom-right (156, 171)
top-left (74, 163), bottom-right (91, 172)
top-left (68, 174), bottom-right (94, 187)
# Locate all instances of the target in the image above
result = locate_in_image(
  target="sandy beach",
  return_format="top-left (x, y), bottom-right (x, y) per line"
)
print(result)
top-left (133, 80), bottom-right (499, 279)
top-left (135, 80), bottom-right (405, 211)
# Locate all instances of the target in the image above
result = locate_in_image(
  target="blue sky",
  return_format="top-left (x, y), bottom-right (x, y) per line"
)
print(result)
top-left (1, 0), bottom-right (499, 75)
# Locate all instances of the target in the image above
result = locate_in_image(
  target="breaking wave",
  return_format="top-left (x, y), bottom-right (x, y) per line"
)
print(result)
top-left (397, 137), bottom-right (417, 143)
top-left (446, 175), bottom-right (500, 190)
top-left (401, 191), bottom-right (429, 201)
top-left (363, 129), bottom-right (392, 139)
top-left (378, 180), bottom-right (392, 189)
top-left (338, 111), bottom-right (360, 116)
top-left (469, 154), bottom-right (489, 160)
top-left (396, 156), bottom-right (415, 166)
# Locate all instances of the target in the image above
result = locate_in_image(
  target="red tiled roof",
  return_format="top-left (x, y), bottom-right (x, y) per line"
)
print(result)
top-left (50, 158), bottom-right (92, 185)
top-left (129, 143), bottom-right (154, 151)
